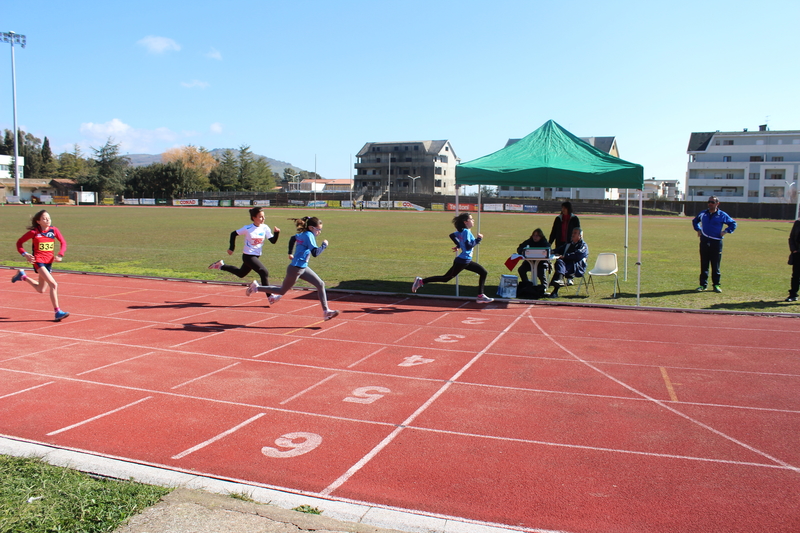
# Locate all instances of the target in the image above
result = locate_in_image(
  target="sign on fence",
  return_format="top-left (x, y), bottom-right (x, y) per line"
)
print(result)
top-left (173, 199), bottom-right (199, 206)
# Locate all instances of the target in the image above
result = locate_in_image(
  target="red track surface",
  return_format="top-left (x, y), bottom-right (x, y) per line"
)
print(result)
top-left (1, 272), bottom-right (799, 532)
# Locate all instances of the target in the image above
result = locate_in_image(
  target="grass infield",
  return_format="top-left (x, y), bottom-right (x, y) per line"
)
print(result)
top-left (0, 204), bottom-right (797, 314)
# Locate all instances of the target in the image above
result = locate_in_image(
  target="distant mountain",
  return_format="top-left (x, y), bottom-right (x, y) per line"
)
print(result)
top-left (125, 150), bottom-right (305, 177)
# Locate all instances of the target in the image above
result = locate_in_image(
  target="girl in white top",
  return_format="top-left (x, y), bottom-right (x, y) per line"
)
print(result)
top-left (208, 206), bottom-right (280, 288)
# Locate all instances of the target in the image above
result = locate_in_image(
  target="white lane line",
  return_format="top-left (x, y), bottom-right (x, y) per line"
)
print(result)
top-left (347, 347), bottom-right (387, 369)
top-left (0, 381), bottom-right (56, 400)
top-left (171, 362), bottom-right (241, 390)
top-left (320, 310), bottom-right (529, 496)
top-left (280, 374), bottom-right (339, 405)
top-left (46, 396), bottom-right (153, 436)
top-left (76, 352), bottom-right (156, 376)
top-left (528, 315), bottom-right (800, 473)
top-left (171, 413), bottom-right (266, 460)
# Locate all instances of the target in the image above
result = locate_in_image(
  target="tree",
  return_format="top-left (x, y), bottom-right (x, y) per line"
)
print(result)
top-left (55, 145), bottom-right (90, 181)
top-left (208, 150), bottom-right (238, 191)
top-left (79, 138), bottom-right (130, 195)
top-left (161, 145), bottom-right (218, 176)
top-left (40, 137), bottom-right (58, 180)
top-left (1, 130), bottom-right (13, 156)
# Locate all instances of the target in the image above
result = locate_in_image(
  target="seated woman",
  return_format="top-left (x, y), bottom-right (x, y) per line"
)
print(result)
top-left (516, 227), bottom-right (550, 285)
top-left (549, 227), bottom-right (589, 298)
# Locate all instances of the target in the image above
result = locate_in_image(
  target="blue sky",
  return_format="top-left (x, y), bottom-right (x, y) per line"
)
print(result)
top-left (2, 0), bottom-right (799, 189)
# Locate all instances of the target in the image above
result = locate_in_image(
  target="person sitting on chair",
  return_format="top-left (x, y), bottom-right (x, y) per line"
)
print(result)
top-left (549, 227), bottom-right (589, 298)
top-left (516, 227), bottom-right (550, 285)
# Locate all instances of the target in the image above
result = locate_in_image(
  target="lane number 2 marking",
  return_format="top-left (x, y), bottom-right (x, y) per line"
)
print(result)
top-left (343, 386), bottom-right (391, 404)
top-left (261, 432), bottom-right (322, 458)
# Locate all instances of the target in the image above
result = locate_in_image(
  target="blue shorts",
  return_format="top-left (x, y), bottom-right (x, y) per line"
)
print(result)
top-left (33, 263), bottom-right (53, 274)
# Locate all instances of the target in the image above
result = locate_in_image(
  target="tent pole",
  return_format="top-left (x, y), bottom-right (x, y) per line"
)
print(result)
top-left (624, 189), bottom-right (629, 282)
top-left (455, 186), bottom-right (460, 297)
top-left (636, 190), bottom-right (643, 306)
top-left (476, 185), bottom-right (482, 265)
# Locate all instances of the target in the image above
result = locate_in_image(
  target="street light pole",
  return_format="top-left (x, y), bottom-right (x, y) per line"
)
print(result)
top-left (2, 31), bottom-right (26, 198)
top-left (408, 175), bottom-right (420, 194)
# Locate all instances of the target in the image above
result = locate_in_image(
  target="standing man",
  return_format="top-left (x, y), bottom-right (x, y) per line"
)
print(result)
top-left (786, 218), bottom-right (800, 302)
top-left (692, 196), bottom-right (737, 293)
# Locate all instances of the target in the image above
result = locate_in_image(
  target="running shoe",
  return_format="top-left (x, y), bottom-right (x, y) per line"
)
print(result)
top-left (245, 280), bottom-right (259, 296)
top-left (412, 277), bottom-right (423, 293)
top-left (268, 294), bottom-right (281, 305)
top-left (11, 269), bottom-right (25, 283)
top-left (476, 294), bottom-right (494, 304)
top-left (695, 286), bottom-right (706, 292)
top-left (786, 296), bottom-right (798, 302)
top-left (323, 309), bottom-right (340, 321)
top-left (713, 285), bottom-right (722, 293)
top-left (208, 259), bottom-right (224, 270)
top-left (54, 310), bottom-right (70, 322)
top-left (565, 278), bottom-right (574, 286)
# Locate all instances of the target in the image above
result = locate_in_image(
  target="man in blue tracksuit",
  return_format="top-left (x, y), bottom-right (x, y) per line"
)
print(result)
top-left (692, 196), bottom-right (737, 293)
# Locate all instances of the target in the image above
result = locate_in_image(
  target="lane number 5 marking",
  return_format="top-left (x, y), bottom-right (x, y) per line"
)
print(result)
top-left (343, 386), bottom-right (391, 404)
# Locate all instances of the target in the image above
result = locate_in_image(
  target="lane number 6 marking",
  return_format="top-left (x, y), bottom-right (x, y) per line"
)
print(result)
top-left (261, 432), bottom-right (322, 458)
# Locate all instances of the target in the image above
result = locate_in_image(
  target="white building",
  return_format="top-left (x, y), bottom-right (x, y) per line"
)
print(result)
top-left (621, 178), bottom-right (682, 201)
top-left (686, 126), bottom-right (800, 203)
top-left (0, 154), bottom-right (24, 180)
top-left (355, 141), bottom-right (458, 199)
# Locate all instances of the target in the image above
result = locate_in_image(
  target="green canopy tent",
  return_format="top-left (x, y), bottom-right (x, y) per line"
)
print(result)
top-left (456, 120), bottom-right (645, 302)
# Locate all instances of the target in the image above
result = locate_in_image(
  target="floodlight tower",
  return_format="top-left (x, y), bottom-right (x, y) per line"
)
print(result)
top-left (1, 31), bottom-right (25, 198)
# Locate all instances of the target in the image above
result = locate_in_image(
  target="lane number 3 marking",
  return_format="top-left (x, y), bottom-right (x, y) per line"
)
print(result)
top-left (261, 432), bottom-right (322, 458)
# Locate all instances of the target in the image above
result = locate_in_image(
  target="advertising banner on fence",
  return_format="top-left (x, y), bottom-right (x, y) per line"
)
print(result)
top-left (401, 201), bottom-right (425, 211)
top-left (39, 195), bottom-right (53, 204)
top-left (140, 198), bottom-right (156, 205)
top-left (220, 199), bottom-right (232, 207)
top-left (446, 203), bottom-right (478, 212)
top-left (123, 198), bottom-right (139, 205)
top-left (431, 203), bottom-right (445, 211)
top-left (523, 204), bottom-right (539, 213)
top-left (366, 201), bottom-right (380, 209)
top-left (203, 199), bottom-right (219, 207)
top-left (327, 200), bottom-right (341, 208)
top-left (484, 203), bottom-right (504, 212)
top-left (77, 191), bottom-right (96, 204)
top-left (505, 204), bottom-right (524, 212)
top-left (253, 200), bottom-right (271, 206)
top-left (102, 198), bottom-right (115, 205)
top-left (173, 199), bottom-right (199, 206)
top-left (307, 200), bottom-right (327, 208)
top-left (234, 199), bottom-right (250, 207)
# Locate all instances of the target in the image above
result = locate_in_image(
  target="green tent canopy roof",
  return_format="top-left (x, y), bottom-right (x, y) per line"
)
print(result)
top-left (456, 120), bottom-right (643, 189)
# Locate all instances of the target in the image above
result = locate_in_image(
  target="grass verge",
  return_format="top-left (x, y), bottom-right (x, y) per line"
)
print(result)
top-left (0, 455), bottom-right (170, 533)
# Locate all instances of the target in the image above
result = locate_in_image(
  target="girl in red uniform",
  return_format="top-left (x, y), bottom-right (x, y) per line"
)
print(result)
top-left (13, 210), bottom-right (70, 321)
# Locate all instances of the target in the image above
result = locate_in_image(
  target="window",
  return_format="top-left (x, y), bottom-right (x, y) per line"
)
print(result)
top-left (376, 158), bottom-right (381, 163)
top-left (756, 140), bottom-right (765, 145)
top-left (723, 140), bottom-right (734, 145)
top-left (726, 173), bottom-right (734, 179)
top-left (405, 158), bottom-right (411, 162)
top-left (748, 190), bottom-right (759, 197)
top-left (750, 156), bottom-right (763, 162)
top-left (723, 156), bottom-right (731, 162)
top-left (768, 172), bottom-right (784, 180)
top-left (434, 167), bottom-right (442, 175)
top-left (749, 173), bottom-right (759, 180)
top-left (440, 155), bottom-right (448, 163)
top-left (772, 156), bottom-right (784, 162)
top-left (435, 179), bottom-right (442, 187)
top-left (414, 146), bottom-right (419, 151)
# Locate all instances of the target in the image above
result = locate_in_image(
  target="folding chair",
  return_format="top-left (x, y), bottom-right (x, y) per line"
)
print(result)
top-left (576, 253), bottom-right (620, 298)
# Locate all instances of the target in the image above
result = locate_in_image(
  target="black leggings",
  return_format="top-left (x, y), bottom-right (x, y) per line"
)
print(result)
top-left (423, 259), bottom-right (488, 294)
top-left (222, 254), bottom-right (269, 285)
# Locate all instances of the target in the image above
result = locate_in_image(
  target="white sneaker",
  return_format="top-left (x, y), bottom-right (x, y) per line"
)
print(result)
top-left (323, 309), bottom-right (340, 321)
top-left (245, 280), bottom-right (259, 296)
top-left (268, 294), bottom-right (281, 305)
top-left (476, 294), bottom-right (494, 304)
top-left (412, 277), bottom-right (423, 293)
top-left (208, 259), bottom-right (224, 270)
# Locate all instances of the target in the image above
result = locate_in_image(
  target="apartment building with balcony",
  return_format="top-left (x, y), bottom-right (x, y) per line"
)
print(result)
top-left (497, 136), bottom-right (627, 200)
top-left (686, 126), bottom-right (800, 203)
top-left (354, 141), bottom-right (458, 199)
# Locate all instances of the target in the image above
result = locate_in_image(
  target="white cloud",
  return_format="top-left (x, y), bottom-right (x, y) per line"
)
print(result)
top-left (137, 35), bottom-right (181, 54)
top-left (79, 119), bottom-right (179, 153)
top-left (206, 47), bottom-right (222, 60)
top-left (210, 122), bottom-right (223, 134)
top-left (181, 80), bottom-right (209, 89)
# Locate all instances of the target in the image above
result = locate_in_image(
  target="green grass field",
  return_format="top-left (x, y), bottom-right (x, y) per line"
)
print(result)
top-left (1, 204), bottom-right (797, 314)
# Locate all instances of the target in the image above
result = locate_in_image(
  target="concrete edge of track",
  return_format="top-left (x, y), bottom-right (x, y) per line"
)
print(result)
top-left (0, 436), bottom-right (537, 533)
top-left (1, 266), bottom-right (798, 319)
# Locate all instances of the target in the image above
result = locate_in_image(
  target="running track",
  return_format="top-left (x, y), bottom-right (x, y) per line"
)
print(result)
top-left (1, 271), bottom-right (799, 533)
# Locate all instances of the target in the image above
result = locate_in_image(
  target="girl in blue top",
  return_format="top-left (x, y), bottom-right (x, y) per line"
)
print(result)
top-left (247, 216), bottom-right (339, 321)
top-left (412, 213), bottom-right (494, 303)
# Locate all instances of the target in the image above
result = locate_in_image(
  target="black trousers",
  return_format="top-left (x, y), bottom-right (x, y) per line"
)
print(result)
top-left (222, 254), bottom-right (269, 285)
top-left (790, 256), bottom-right (799, 297)
top-left (699, 237), bottom-right (723, 287)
